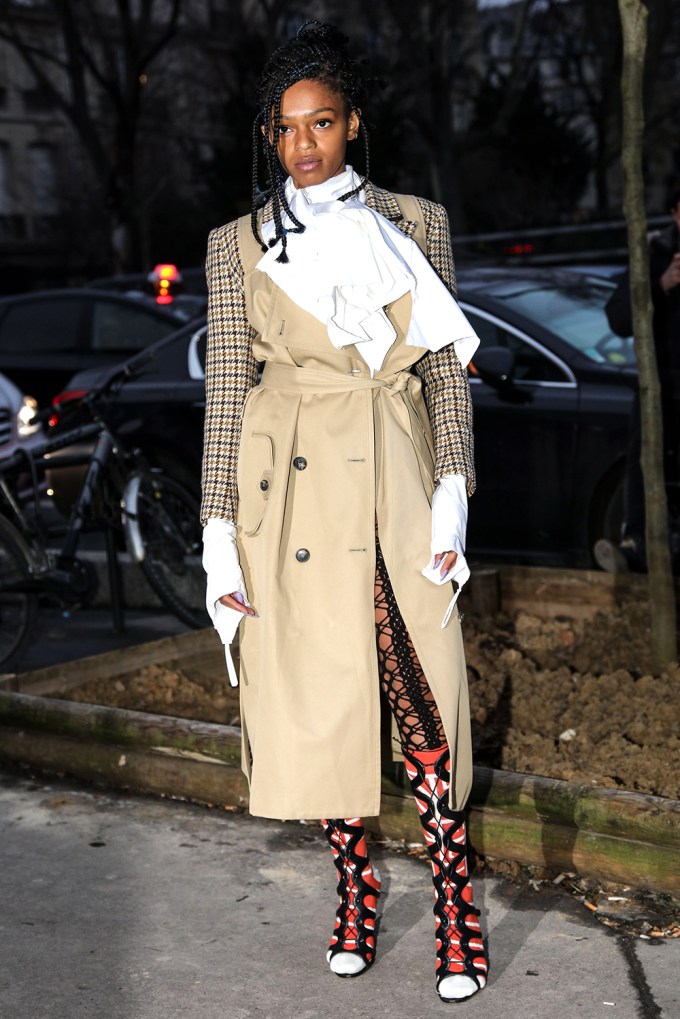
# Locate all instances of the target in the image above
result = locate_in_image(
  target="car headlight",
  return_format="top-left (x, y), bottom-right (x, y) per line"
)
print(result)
top-left (17, 395), bottom-right (39, 437)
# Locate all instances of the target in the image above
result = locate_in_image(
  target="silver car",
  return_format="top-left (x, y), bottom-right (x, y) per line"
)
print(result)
top-left (0, 373), bottom-right (40, 458)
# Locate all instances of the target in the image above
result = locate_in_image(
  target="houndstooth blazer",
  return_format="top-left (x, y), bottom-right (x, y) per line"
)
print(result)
top-left (200, 182), bottom-right (476, 524)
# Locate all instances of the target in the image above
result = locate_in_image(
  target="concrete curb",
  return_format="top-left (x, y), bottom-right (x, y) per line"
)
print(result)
top-left (1, 682), bottom-right (678, 895)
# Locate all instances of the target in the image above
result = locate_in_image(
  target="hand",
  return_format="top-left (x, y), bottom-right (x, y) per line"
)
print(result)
top-left (218, 592), bottom-right (256, 615)
top-left (433, 550), bottom-right (458, 579)
top-left (660, 253), bottom-right (680, 292)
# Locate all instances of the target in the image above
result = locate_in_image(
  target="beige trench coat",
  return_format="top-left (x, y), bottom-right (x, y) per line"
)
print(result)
top-left (230, 202), bottom-right (473, 821)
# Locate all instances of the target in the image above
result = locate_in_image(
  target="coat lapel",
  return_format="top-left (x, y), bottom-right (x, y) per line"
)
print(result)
top-left (363, 182), bottom-right (418, 239)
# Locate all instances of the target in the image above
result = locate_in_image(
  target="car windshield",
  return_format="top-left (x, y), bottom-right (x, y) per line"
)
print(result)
top-left (481, 277), bottom-right (636, 367)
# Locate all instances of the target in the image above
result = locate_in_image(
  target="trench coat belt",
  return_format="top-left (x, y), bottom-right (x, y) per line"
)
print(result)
top-left (258, 361), bottom-right (433, 529)
top-left (260, 360), bottom-right (422, 398)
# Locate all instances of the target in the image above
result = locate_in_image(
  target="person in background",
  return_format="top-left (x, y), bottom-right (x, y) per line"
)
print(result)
top-left (595, 185), bottom-right (680, 573)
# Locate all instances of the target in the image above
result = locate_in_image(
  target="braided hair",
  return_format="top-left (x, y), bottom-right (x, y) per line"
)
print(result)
top-left (251, 21), bottom-right (374, 263)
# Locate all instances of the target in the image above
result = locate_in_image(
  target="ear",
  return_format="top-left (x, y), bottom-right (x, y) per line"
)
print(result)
top-left (347, 107), bottom-right (361, 141)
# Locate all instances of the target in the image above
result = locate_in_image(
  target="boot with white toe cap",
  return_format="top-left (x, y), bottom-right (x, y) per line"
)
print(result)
top-left (321, 817), bottom-right (381, 977)
top-left (402, 744), bottom-right (488, 1003)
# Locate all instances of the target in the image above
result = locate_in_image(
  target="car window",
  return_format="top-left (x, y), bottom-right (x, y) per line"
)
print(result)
top-left (91, 300), bottom-right (172, 352)
top-left (0, 298), bottom-right (83, 352)
top-left (477, 278), bottom-right (636, 367)
top-left (465, 309), bottom-right (568, 382)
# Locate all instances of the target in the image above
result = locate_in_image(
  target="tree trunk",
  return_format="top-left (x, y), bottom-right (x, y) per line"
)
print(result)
top-left (617, 0), bottom-right (677, 668)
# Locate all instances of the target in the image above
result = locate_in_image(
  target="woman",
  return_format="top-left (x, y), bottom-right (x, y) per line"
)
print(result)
top-left (201, 21), bottom-right (487, 1004)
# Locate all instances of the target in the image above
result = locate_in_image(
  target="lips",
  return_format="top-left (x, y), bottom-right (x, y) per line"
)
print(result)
top-left (295, 158), bottom-right (322, 171)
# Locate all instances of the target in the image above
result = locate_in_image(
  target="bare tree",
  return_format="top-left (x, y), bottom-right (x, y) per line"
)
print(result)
top-left (0, 0), bottom-right (181, 270)
top-left (536, 0), bottom-right (678, 215)
top-left (617, 0), bottom-right (677, 668)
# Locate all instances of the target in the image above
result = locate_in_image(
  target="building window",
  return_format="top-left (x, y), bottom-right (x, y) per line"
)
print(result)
top-left (29, 143), bottom-right (58, 215)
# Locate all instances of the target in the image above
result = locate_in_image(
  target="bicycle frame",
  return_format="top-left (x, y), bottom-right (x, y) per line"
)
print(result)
top-left (0, 411), bottom-right (142, 608)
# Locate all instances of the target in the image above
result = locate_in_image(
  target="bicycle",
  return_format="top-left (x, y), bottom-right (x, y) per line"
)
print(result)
top-left (0, 340), bottom-right (208, 672)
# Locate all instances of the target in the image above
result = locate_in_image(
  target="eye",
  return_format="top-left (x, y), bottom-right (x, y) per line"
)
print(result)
top-left (315, 118), bottom-right (332, 128)
top-left (278, 124), bottom-right (291, 135)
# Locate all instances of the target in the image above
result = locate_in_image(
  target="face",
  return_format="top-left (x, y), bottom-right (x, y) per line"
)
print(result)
top-left (268, 78), bottom-right (360, 189)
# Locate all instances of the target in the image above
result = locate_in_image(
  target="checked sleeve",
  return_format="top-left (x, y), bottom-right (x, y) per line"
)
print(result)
top-left (414, 199), bottom-right (476, 497)
top-left (200, 221), bottom-right (260, 524)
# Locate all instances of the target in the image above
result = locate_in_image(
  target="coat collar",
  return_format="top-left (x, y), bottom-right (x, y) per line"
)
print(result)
top-left (260, 179), bottom-right (418, 239)
top-left (363, 181), bottom-right (418, 238)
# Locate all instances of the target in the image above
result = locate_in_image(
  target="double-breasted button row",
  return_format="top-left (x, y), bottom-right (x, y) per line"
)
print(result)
top-left (292, 456), bottom-right (308, 561)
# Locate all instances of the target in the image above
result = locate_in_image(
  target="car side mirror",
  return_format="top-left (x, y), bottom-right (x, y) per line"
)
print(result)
top-left (472, 346), bottom-right (516, 388)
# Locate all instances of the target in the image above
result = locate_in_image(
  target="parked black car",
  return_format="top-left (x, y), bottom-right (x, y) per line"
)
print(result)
top-left (458, 268), bottom-right (635, 563)
top-left (50, 267), bottom-right (638, 567)
top-left (0, 288), bottom-right (193, 407)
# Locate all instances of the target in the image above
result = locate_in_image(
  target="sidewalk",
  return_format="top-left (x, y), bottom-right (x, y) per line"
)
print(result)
top-left (0, 769), bottom-right (676, 1019)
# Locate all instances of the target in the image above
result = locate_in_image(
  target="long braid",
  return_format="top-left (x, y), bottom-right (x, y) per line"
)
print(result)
top-left (250, 21), bottom-right (381, 258)
top-left (267, 86), bottom-right (306, 264)
top-left (250, 116), bottom-right (267, 254)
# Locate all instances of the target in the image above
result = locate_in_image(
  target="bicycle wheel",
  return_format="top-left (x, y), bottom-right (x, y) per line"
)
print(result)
top-left (0, 516), bottom-right (38, 672)
top-left (129, 472), bottom-right (208, 629)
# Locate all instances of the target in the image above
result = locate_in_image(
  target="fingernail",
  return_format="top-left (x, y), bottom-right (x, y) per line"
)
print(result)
top-left (441, 568), bottom-right (449, 578)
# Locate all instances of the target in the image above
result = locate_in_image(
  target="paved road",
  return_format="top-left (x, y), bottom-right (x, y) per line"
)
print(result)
top-left (0, 770), bottom-right (676, 1019)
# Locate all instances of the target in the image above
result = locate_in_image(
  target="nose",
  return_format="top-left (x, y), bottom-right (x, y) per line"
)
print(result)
top-left (296, 126), bottom-right (315, 150)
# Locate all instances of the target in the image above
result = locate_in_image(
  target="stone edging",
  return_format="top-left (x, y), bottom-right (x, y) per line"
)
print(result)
top-left (0, 690), bottom-right (678, 896)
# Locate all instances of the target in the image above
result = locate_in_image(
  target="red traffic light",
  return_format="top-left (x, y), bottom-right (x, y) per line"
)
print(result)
top-left (148, 263), bottom-right (182, 304)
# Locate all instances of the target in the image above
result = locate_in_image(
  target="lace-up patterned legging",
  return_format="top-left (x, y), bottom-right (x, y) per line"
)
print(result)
top-left (375, 536), bottom-right (446, 751)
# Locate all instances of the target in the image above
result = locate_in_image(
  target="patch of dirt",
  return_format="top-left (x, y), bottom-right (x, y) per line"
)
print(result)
top-left (60, 662), bottom-right (242, 728)
top-left (56, 606), bottom-right (680, 800)
top-left (464, 606), bottom-right (680, 800)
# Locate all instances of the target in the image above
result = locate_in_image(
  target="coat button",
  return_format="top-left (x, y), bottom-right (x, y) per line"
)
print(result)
top-left (259, 479), bottom-right (269, 491)
top-left (295, 548), bottom-right (310, 562)
top-left (293, 456), bottom-right (307, 471)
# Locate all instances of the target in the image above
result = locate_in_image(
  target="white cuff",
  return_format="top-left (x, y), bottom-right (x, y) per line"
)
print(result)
top-left (202, 518), bottom-right (251, 687)
top-left (431, 473), bottom-right (468, 556)
top-left (421, 552), bottom-right (470, 628)
top-left (424, 474), bottom-right (470, 628)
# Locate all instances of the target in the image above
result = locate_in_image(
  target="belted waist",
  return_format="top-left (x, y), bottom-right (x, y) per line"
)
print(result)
top-left (260, 361), bottom-right (417, 396)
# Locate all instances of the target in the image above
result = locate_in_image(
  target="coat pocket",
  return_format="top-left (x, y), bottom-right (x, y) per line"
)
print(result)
top-left (237, 430), bottom-right (275, 537)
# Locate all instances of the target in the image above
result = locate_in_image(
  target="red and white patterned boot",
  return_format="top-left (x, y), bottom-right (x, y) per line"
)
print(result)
top-left (321, 817), bottom-right (381, 977)
top-left (402, 745), bottom-right (488, 1002)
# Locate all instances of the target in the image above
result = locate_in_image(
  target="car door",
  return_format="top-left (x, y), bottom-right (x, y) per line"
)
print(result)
top-left (0, 296), bottom-right (87, 406)
top-left (462, 304), bottom-right (581, 563)
top-left (88, 297), bottom-right (177, 356)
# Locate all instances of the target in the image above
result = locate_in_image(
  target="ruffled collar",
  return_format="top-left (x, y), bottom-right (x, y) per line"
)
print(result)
top-left (258, 166), bottom-right (478, 375)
